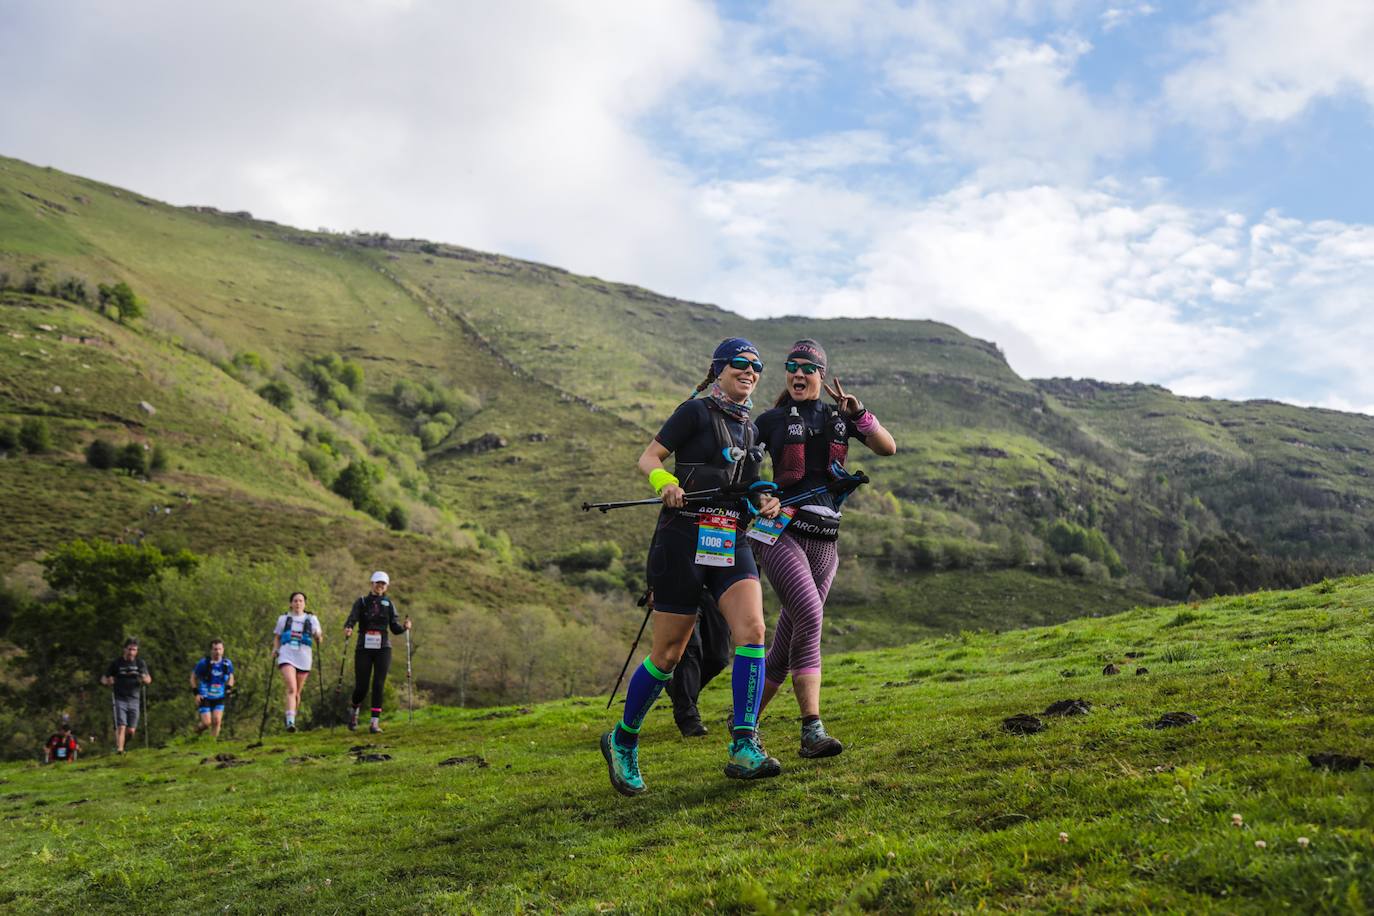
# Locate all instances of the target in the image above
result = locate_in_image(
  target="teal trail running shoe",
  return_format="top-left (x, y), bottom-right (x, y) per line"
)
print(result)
top-left (799, 719), bottom-right (844, 758)
top-left (601, 732), bottom-right (645, 797)
top-left (724, 732), bottom-right (782, 780)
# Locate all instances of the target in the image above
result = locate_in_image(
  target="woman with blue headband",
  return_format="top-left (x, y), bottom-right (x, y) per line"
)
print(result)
top-left (600, 337), bottom-right (784, 796)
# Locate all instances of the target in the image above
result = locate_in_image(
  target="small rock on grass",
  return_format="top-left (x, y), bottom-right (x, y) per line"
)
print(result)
top-left (1103, 664), bottom-right (1121, 675)
top-left (1043, 699), bottom-right (1092, 717)
top-left (439, 755), bottom-right (489, 768)
top-left (1002, 714), bottom-right (1046, 735)
top-left (354, 754), bottom-right (392, 763)
top-left (1146, 712), bottom-right (1199, 729)
top-left (1135, 667), bottom-right (1149, 676)
top-left (1307, 752), bottom-right (1367, 772)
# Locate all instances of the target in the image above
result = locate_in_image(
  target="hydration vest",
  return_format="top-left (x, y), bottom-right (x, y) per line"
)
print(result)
top-left (673, 401), bottom-right (764, 494)
top-left (197, 657), bottom-right (231, 697)
top-left (781, 401), bottom-right (849, 482)
top-left (358, 595), bottom-right (392, 632)
top-left (281, 614), bottom-right (315, 648)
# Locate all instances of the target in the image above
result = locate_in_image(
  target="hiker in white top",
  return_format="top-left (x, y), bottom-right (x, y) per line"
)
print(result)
top-left (273, 591), bottom-right (323, 732)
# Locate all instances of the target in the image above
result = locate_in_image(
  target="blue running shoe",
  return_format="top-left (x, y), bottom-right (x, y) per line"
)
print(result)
top-left (724, 732), bottom-right (781, 780)
top-left (601, 732), bottom-right (645, 797)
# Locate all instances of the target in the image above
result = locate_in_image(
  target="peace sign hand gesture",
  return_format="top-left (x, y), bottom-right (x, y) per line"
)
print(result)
top-left (824, 377), bottom-right (865, 419)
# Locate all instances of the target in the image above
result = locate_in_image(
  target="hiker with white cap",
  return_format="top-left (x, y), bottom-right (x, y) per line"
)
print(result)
top-left (343, 571), bottom-right (411, 733)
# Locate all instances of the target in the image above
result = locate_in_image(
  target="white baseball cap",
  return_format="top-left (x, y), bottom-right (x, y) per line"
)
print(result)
top-left (370, 571), bottom-right (390, 584)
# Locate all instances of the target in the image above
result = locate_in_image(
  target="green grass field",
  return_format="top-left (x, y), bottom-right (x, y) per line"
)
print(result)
top-left (2, 576), bottom-right (1369, 913)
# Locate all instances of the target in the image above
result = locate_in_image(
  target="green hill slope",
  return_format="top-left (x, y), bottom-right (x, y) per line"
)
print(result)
top-left (0, 154), bottom-right (1157, 654)
top-left (4, 153), bottom-right (1373, 709)
top-left (1, 576), bottom-right (1370, 912)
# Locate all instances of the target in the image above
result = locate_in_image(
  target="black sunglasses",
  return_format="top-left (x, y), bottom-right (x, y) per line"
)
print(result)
top-left (726, 356), bottom-right (764, 373)
top-left (784, 360), bottom-right (822, 375)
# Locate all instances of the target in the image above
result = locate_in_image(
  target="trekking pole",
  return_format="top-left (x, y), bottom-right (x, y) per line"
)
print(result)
top-left (257, 640), bottom-right (276, 743)
top-left (581, 487), bottom-right (729, 513)
top-left (405, 628), bottom-right (414, 724)
top-left (607, 597), bottom-right (654, 709)
top-left (142, 685), bottom-right (150, 750)
top-left (334, 632), bottom-right (350, 717)
top-left (317, 650), bottom-right (329, 731)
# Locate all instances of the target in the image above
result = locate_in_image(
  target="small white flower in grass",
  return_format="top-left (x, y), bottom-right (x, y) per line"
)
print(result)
top-left (1231, 813), bottom-right (1243, 827)
top-left (324, 879), bottom-right (331, 887)
top-left (886, 851), bottom-right (896, 859)
top-left (1297, 837), bottom-right (1310, 848)
top-left (1058, 832), bottom-right (1069, 844)
top-left (1255, 840), bottom-right (1266, 849)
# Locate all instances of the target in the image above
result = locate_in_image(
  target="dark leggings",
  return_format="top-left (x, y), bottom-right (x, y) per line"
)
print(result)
top-left (352, 647), bottom-right (392, 709)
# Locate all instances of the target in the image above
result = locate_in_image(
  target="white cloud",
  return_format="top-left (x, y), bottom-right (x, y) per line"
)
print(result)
top-left (757, 130), bottom-right (895, 174)
top-left (1166, 0), bottom-right (1374, 123)
top-left (687, 179), bottom-right (1374, 414)
top-left (919, 37), bottom-right (1151, 184)
top-left (1101, 3), bottom-right (1157, 33)
top-left (0, 0), bottom-right (727, 291)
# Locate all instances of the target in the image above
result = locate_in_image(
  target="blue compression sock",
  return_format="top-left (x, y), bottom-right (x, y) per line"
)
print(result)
top-left (732, 645), bottom-right (766, 737)
top-left (614, 657), bottom-right (672, 748)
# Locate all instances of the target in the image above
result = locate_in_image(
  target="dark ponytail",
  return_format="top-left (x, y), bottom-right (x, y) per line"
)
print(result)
top-left (691, 370), bottom-right (717, 398)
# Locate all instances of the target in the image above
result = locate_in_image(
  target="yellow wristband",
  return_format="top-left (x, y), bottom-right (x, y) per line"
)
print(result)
top-left (648, 468), bottom-right (679, 496)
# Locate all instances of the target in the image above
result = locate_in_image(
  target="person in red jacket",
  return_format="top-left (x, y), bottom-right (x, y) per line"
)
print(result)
top-left (44, 723), bottom-right (80, 764)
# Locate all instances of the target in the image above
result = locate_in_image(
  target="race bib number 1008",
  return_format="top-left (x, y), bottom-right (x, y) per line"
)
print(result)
top-left (746, 507), bottom-right (795, 546)
top-left (695, 512), bottom-right (737, 567)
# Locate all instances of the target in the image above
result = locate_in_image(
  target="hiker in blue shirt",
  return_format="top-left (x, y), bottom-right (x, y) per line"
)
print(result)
top-left (190, 639), bottom-right (235, 738)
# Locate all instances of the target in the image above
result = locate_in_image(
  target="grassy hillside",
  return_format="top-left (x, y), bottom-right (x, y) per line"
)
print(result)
top-left (1039, 378), bottom-right (1374, 563)
top-left (3, 153), bottom-right (1372, 714)
top-left (1, 576), bottom-right (1370, 912)
top-left (0, 154), bottom-right (1161, 646)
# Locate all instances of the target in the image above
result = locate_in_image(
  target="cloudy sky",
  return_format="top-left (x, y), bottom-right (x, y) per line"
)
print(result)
top-left (3, 1), bottom-right (1374, 412)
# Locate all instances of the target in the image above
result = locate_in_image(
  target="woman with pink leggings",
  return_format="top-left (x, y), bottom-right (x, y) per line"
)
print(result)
top-left (751, 339), bottom-right (896, 757)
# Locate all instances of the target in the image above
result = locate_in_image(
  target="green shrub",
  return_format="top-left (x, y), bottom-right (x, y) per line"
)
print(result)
top-left (257, 380), bottom-right (294, 410)
top-left (149, 443), bottom-right (169, 475)
top-left (1061, 553), bottom-right (1092, 577)
top-left (332, 459), bottom-right (382, 512)
top-left (386, 504), bottom-right (409, 531)
top-left (300, 445), bottom-right (336, 484)
top-left (116, 442), bottom-right (147, 476)
top-left (0, 421), bottom-right (17, 451)
top-left (553, 540), bottom-right (623, 572)
top-left (417, 421), bottom-right (450, 449)
top-left (18, 417), bottom-right (52, 453)
top-left (233, 351), bottom-right (269, 374)
top-left (85, 438), bottom-right (117, 469)
top-left (337, 361), bottom-right (364, 393)
top-left (97, 281), bottom-right (143, 323)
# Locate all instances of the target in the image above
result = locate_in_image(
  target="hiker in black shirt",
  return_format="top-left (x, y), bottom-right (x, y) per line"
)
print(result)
top-left (100, 637), bottom-right (151, 754)
top-left (343, 571), bottom-right (411, 733)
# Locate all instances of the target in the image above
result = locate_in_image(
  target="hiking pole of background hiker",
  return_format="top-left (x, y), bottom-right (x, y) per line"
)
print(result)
top-left (607, 596), bottom-right (654, 709)
top-left (317, 647), bottom-right (329, 731)
top-left (141, 684), bottom-right (150, 750)
top-left (334, 631), bottom-right (350, 718)
top-left (405, 627), bottom-right (414, 724)
top-left (257, 638), bottom-right (276, 743)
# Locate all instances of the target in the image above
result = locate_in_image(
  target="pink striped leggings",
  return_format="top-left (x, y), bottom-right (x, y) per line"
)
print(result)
top-left (756, 533), bottom-right (839, 685)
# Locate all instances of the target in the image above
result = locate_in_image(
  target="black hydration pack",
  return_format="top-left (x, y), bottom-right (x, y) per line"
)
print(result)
top-left (781, 401), bottom-right (850, 480)
top-left (673, 401), bottom-right (764, 495)
top-left (358, 595), bottom-right (391, 632)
